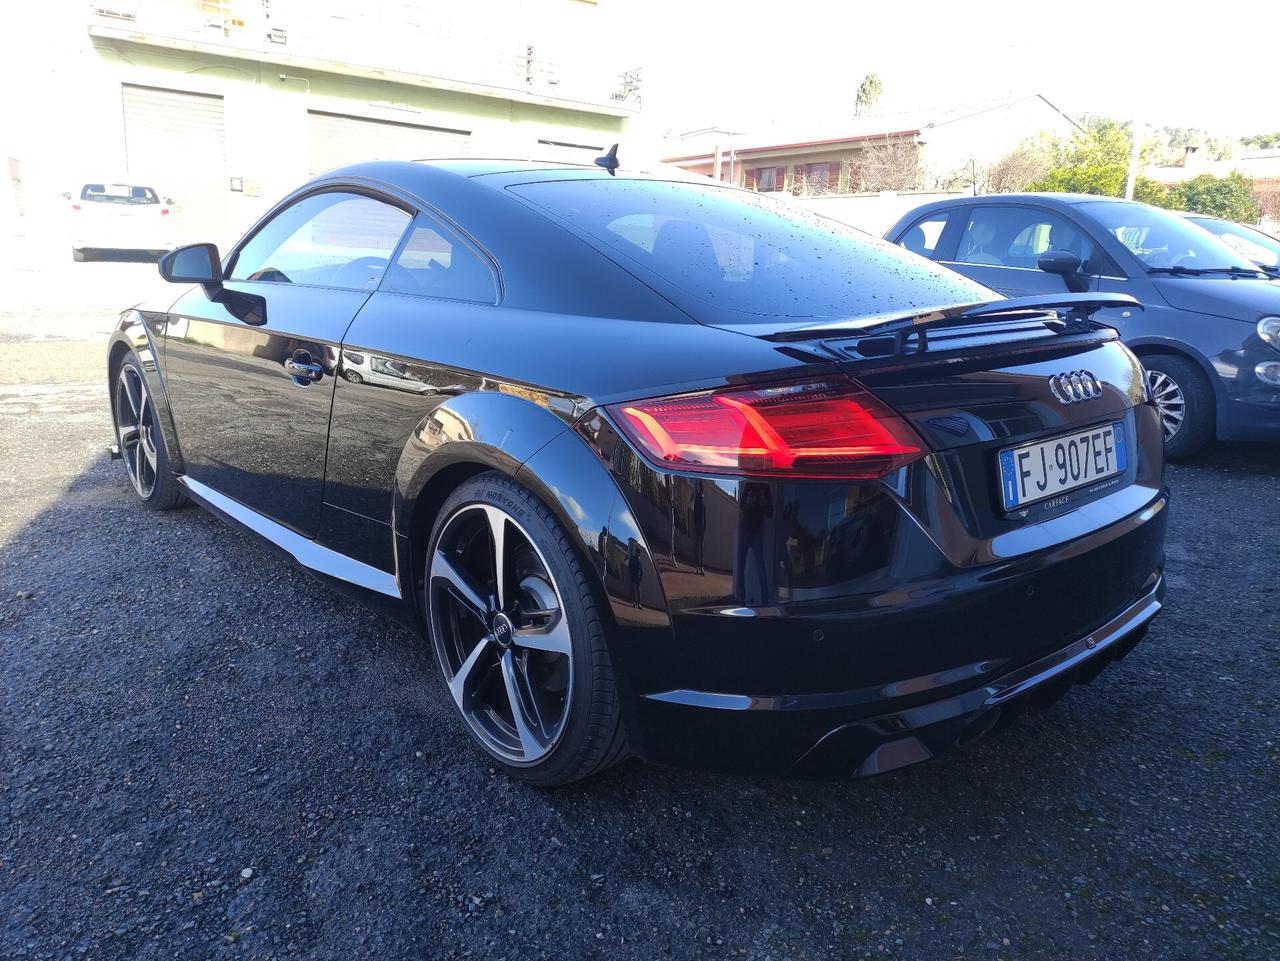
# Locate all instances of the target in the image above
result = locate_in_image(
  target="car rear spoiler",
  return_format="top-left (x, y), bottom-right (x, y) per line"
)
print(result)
top-left (761, 293), bottom-right (1143, 356)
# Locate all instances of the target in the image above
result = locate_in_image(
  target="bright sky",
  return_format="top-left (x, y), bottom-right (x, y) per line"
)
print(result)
top-left (622, 0), bottom-right (1280, 138)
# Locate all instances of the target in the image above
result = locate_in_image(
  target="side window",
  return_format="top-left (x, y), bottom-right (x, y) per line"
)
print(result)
top-left (898, 211), bottom-right (951, 259)
top-left (230, 192), bottom-right (411, 289)
top-left (957, 206), bottom-right (1097, 271)
top-left (381, 214), bottom-right (497, 304)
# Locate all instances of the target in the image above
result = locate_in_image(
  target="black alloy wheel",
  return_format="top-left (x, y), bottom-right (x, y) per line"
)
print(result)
top-left (113, 357), bottom-right (186, 510)
top-left (425, 473), bottom-right (627, 785)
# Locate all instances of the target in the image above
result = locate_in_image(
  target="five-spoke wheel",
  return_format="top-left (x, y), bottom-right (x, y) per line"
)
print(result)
top-left (115, 362), bottom-right (159, 498)
top-left (430, 503), bottom-right (574, 764)
top-left (425, 473), bottom-right (627, 784)
top-left (112, 355), bottom-right (187, 510)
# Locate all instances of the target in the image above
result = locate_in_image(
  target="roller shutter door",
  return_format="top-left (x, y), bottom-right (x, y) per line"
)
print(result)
top-left (121, 84), bottom-right (227, 240)
top-left (308, 111), bottom-right (470, 175)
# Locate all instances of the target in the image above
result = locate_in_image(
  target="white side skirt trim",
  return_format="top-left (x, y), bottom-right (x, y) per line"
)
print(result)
top-left (178, 476), bottom-right (401, 599)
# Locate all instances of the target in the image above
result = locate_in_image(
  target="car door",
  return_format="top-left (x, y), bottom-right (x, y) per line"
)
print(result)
top-left (941, 204), bottom-right (1107, 297)
top-left (164, 189), bottom-right (413, 536)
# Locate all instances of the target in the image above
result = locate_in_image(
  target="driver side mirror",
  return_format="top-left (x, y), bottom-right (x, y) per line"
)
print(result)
top-left (159, 243), bottom-right (222, 286)
top-left (1038, 249), bottom-right (1090, 293)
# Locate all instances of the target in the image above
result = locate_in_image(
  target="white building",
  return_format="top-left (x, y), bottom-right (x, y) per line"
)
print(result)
top-left (3, 0), bottom-right (641, 246)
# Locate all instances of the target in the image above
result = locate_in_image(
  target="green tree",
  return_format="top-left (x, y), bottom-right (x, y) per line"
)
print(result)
top-left (854, 74), bottom-right (882, 117)
top-left (1030, 164), bottom-right (1168, 205)
top-left (1241, 132), bottom-right (1280, 149)
top-left (1168, 172), bottom-right (1261, 222)
top-left (1027, 118), bottom-right (1169, 205)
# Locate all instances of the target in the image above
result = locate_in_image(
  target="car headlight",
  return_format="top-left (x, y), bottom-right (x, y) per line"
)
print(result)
top-left (1259, 316), bottom-right (1280, 350)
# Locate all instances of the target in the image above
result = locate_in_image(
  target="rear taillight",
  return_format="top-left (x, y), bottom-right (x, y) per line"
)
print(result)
top-left (71, 204), bottom-right (81, 211)
top-left (160, 208), bottom-right (169, 215)
top-left (607, 378), bottom-right (926, 479)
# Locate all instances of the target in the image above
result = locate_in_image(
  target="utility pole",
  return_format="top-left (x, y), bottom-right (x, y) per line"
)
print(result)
top-left (1124, 118), bottom-right (1142, 201)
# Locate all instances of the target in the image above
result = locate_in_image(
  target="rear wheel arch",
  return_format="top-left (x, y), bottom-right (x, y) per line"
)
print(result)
top-left (391, 390), bottom-right (580, 628)
top-left (397, 446), bottom-right (625, 641)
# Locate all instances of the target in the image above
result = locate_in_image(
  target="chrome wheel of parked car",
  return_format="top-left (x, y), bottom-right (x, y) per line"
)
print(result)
top-left (1146, 369), bottom-right (1186, 441)
top-left (1141, 354), bottom-right (1214, 460)
top-left (429, 501), bottom-right (574, 765)
top-left (115, 362), bottom-right (159, 498)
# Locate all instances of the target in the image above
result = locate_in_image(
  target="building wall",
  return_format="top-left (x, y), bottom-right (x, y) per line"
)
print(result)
top-left (5, 3), bottom-right (632, 249)
top-left (684, 143), bottom-right (917, 195)
top-left (48, 41), bottom-right (626, 247)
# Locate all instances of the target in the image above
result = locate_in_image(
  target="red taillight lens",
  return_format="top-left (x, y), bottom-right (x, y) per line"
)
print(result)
top-left (160, 208), bottom-right (169, 215)
top-left (608, 378), bottom-right (926, 479)
top-left (71, 204), bottom-right (81, 211)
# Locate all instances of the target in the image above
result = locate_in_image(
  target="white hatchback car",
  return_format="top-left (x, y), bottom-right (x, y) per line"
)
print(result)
top-left (69, 182), bottom-right (176, 261)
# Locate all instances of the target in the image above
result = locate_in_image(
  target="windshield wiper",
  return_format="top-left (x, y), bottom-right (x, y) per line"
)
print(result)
top-left (1195, 266), bottom-right (1268, 278)
top-left (1148, 265), bottom-right (1265, 278)
top-left (1147, 265), bottom-right (1206, 276)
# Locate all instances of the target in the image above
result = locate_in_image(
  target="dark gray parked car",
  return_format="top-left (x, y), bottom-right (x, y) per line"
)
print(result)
top-left (886, 194), bottom-right (1280, 458)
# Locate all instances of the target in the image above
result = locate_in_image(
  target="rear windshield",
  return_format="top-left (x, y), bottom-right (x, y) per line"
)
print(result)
top-left (509, 179), bottom-right (992, 321)
top-left (81, 183), bottom-right (159, 204)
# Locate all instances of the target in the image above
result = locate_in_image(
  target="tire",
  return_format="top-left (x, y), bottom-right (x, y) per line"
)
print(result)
top-left (72, 247), bottom-right (87, 262)
top-left (1142, 354), bottom-right (1214, 461)
top-left (424, 471), bottom-right (628, 785)
top-left (342, 369), bottom-right (363, 384)
top-left (112, 356), bottom-right (188, 511)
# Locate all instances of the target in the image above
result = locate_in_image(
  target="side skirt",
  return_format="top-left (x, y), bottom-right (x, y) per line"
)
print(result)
top-left (177, 475), bottom-right (411, 623)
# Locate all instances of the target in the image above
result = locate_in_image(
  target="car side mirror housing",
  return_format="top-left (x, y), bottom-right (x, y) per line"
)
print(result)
top-left (159, 243), bottom-right (222, 286)
top-left (1038, 249), bottom-right (1090, 293)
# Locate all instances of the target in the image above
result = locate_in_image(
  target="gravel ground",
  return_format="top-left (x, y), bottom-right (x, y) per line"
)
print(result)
top-left (1, 334), bottom-right (1277, 961)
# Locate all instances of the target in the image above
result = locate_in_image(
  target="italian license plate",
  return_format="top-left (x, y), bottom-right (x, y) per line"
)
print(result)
top-left (998, 421), bottom-right (1127, 511)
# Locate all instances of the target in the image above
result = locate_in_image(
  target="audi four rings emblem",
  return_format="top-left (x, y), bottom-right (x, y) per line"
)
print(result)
top-left (1048, 370), bottom-right (1103, 404)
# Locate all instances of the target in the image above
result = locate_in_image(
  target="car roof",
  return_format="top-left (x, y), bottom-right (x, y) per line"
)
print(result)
top-left (919, 192), bottom-right (1137, 209)
top-left (411, 158), bottom-right (595, 178)
top-left (315, 157), bottom-right (708, 190)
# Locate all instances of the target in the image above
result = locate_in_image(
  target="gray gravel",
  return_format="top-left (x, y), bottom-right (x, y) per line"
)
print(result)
top-left (1, 376), bottom-right (1277, 961)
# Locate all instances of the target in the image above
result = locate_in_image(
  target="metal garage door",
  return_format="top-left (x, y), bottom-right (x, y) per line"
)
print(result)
top-left (121, 84), bottom-right (227, 242)
top-left (308, 111), bottom-right (470, 175)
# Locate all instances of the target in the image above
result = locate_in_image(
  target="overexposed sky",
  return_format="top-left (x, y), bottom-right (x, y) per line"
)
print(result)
top-left (622, 0), bottom-right (1280, 138)
top-left (3, 0), bottom-right (1276, 153)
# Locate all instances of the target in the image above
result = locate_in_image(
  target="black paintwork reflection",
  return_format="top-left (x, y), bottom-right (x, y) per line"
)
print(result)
top-left (163, 280), bottom-right (368, 536)
top-left (575, 392), bottom-right (1165, 706)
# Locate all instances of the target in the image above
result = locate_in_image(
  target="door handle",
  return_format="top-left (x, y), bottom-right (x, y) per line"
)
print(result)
top-left (285, 351), bottom-right (325, 385)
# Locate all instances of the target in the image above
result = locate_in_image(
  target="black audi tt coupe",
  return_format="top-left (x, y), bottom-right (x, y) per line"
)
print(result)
top-left (107, 158), bottom-right (1169, 784)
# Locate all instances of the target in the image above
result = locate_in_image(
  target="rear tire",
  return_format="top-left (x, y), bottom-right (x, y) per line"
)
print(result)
top-left (112, 356), bottom-right (188, 511)
top-left (424, 472), bottom-right (628, 786)
top-left (1142, 354), bottom-right (1214, 461)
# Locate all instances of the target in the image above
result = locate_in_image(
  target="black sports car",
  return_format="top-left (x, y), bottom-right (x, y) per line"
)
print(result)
top-left (107, 158), bottom-right (1168, 784)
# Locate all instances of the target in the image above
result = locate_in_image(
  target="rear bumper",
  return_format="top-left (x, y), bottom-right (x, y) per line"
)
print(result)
top-left (632, 569), bottom-right (1163, 779)
top-left (793, 570), bottom-right (1161, 777)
